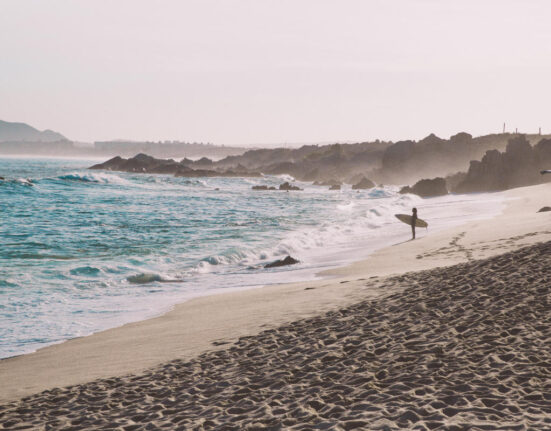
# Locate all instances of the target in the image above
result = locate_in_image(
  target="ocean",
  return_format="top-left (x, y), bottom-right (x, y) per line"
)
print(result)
top-left (0, 157), bottom-right (504, 358)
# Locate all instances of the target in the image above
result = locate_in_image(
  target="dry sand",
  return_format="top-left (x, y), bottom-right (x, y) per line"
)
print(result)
top-left (1, 183), bottom-right (550, 430)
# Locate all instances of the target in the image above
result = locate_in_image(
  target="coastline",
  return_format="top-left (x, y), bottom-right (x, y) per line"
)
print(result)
top-left (1, 183), bottom-right (551, 404)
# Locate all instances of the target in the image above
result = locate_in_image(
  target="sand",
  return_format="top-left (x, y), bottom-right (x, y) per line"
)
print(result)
top-left (1, 183), bottom-right (550, 430)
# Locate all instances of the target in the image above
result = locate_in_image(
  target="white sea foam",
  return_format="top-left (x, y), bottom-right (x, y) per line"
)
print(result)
top-left (57, 171), bottom-right (132, 185)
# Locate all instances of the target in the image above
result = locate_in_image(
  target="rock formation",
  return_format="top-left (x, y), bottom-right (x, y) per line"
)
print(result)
top-left (279, 182), bottom-right (302, 191)
top-left (90, 154), bottom-right (261, 178)
top-left (453, 136), bottom-right (551, 193)
top-left (400, 177), bottom-right (448, 197)
top-left (264, 256), bottom-right (299, 268)
top-left (252, 185), bottom-right (276, 191)
top-left (351, 177), bottom-right (375, 190)
top-left (88, 134), bottom-right (551, 189)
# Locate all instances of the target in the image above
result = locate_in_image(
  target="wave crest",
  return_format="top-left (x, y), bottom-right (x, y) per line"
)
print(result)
top-left (57, 172), bottom-right (131, 185)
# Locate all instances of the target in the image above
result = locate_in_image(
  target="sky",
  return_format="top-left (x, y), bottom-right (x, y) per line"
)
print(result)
top-left (1, 0), bottom-right (551, 146)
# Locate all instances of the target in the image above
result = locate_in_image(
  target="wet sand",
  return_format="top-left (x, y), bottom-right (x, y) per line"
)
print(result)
top-left (1, 183), bottom-right (551, 430)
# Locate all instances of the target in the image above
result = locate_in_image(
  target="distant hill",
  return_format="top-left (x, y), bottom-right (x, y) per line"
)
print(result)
top-left (0, 119), bottom-right (67, 142)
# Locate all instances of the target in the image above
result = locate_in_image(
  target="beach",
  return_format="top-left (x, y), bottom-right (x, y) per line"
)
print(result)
top-left (1, 183), bottom-right (551, 430)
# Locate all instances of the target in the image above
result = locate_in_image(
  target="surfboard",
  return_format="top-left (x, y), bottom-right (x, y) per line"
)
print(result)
top-left (395, 214), bottom-right (428, 228)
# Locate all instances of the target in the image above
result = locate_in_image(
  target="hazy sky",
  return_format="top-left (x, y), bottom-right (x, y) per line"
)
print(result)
top-left (2, 1), bottom-right (551, 146)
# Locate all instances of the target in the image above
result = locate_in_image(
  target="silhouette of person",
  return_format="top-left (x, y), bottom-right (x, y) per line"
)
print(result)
top-left (411, 207), bottom-right (418, 240)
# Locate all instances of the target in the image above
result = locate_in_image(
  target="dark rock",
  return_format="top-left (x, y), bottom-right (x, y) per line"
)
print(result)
top-left (382, 140), bottom-right (415, 171)
top-left (445, 171), bottom-right (467, 190)
top-left (538, 206), bottom-right (551, 212)
top-left (329, 185), bottom-right (341, 190)
top-left (193, 157), bottom-right (213, 166)
top-left (89, 155), bottom-right (123, 170)
top-left (279, 182), bottom-right (302, 191)
top-left (400, 177), bottom-right (448, 197)
top-left (264, 256), bottom-right (299, 268)
top-left (453, 136), bottom-right (551, 193)
top-left (90, 153), bottom-right (181, 174)
top-left (351, 177), bottom-right (375, 190)
top-left (90, 154), bottom-right (261, 178)
top-left (252, 185), bottom-right (276, 190)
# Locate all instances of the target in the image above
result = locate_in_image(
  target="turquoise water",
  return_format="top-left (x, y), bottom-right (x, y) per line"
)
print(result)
top-left (0, 157), bottom-right (504, 358)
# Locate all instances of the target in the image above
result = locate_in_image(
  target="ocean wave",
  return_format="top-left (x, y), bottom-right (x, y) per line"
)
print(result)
top-left (126, 273), bottom-right (184, 284)
top-left (69, 266), bottom-right (101, 276)
top-left (273, 174), bottom-right (296, 182)
top-left (186, 192), bottom-right (412, 273)
top-left (57, 172), bottom-right (131, 186)
top-left (126, 273), bottom-right (164, 284)
top-left (0, 178), bottom-right (34, 187)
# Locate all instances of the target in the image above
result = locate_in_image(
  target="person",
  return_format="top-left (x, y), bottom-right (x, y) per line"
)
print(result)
top-left (411, 207), bottom-right (418, 240)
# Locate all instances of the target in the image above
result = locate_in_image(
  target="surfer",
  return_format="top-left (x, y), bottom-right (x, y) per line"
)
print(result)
top-left (411, 208), bottom-right (418, 240)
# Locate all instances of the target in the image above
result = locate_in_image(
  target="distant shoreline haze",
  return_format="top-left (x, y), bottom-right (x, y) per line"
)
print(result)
top-left (0, 119), bottom-right (248, 159)
top-left (3, 119), bottom-right (551, 191)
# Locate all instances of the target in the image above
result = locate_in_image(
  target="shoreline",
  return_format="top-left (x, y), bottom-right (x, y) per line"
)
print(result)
top-left (0, 183), bottom-right (503, 361)
top-left (1, 183), bottom-right (551, 403)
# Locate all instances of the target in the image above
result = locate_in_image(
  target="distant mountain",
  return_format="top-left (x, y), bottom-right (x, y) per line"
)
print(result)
top-left (0, 119), bottom-right (67, 142)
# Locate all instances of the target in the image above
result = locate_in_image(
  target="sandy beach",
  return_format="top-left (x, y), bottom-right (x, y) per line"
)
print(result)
top-left (1, 183), bottom-right (551, 430)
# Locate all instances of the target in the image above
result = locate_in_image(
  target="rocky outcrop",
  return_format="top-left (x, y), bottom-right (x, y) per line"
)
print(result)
top-left (89, 134), bottom-right (551, 188)
top-left (453, 136), bottom-right (551, 193)
top-left (90, 154), bottom-right (261, 178)
top-left (381, 140), bottom-right (415, 172)
top-left (90, 154), bottom-right (173, 173)
top-left (538, 206), bottom-right (551, 212)
top-left (444, 171), bottom-right (467, 191)
top-left (264, 256), bottom-right (299, 268)
top-left (351, 177), bottom-right (375, 190)
top-left (252, 183), bottom-right (302, 191)
top-left (279, 182), bottom-right (302, 191)
top-left (329, 185), bottom-right (341, 190)
top-left (252, 185), bottom-right (276, 191)
top-left (400, 177), bottom-right (448, 197)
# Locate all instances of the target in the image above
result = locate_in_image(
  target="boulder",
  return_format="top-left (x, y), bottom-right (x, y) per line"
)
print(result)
top-left (264, 256), bottom-right (299, 268)
top-left (279, 182), bottom-right (302, 191)
top-left (400, 177), bottom-right (448, 197)
top-left (329, 184), bottom-right (341, 190)
top-left (252, 185), bottom-right (276, 190)
top-left (352, 177), bottom-right (375, 190)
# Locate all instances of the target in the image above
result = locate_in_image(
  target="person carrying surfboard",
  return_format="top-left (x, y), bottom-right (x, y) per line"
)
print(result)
top-left (411, 207), bottom-right (418, 240)
top-left (394, 210), bottom-right (427, 238)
